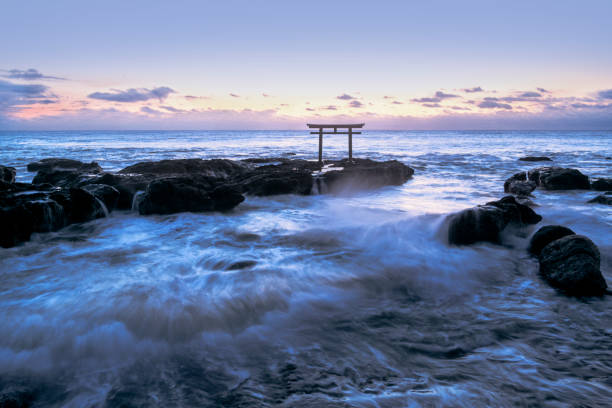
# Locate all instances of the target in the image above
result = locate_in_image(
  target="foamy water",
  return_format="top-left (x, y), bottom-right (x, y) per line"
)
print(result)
top-left (0, 131), bottom-right (611, 407)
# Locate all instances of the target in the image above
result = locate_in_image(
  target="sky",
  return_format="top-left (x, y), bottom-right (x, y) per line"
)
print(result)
top-left (1, 0), bottom-right (611, 130)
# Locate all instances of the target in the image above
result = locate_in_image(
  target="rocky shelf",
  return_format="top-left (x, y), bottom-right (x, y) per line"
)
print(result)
top-left (0, 157), bottom-right (414, 248)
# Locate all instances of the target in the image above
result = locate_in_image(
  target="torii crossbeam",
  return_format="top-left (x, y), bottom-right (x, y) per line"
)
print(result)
top-left (307, 123), bottom-right (365, 164)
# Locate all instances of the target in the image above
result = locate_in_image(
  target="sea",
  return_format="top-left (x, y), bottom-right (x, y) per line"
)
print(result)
top-left (0, 130), bottom-right (610, 407)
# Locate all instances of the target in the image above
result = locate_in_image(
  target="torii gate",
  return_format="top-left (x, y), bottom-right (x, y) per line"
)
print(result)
top-left (307, 123), bottom-right (364, 164)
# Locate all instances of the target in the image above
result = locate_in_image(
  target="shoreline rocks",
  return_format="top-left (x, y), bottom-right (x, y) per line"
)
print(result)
top-left (588, 192), bottom-right (612, 205)
top-left (529, 226), bottom-right (607, 296)
top-left (446, 196), bottom-right (542, 246)
top-left (1, 157), bottom-right (415, 247)
top-left (519, 156), bottom-right (552, 162)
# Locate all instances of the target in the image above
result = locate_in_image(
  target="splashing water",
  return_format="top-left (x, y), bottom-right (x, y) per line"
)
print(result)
top-left (0, 130), bottom-right (610, 407)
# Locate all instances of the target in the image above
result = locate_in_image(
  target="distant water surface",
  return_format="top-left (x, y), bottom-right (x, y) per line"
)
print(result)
top-left (0, 130), bottom-right (610, 407)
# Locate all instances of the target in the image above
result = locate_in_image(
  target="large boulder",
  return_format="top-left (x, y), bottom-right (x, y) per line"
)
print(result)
top-left (527, 167), bottom-right (590, 190)
top-left (591, 178), bottom-right (612, 191)
top-left (317, 159), bottom-right (414, 193)
top-left (137, 176), bottom-right (244, 215)
top-left (119, 158), bottom-right (247, 179)
top-left (503, 172), bottom-right (536, 197)
top-left (528, 225), bottom-right (575, 256)
top-left (0, 165), bottom-right (16, 183)
top-left (588, 192), bottom-right (612, 205)
top-left (539, 235), bottom-right (607, 296)
top-left (519, 156), bottom-right (552, 162)
top-left (235, 168), bottom-right (314, 196)
top-left (29, 158), bottom-right (103, 187)
top-left (446, 196), bottom-right (542, 245)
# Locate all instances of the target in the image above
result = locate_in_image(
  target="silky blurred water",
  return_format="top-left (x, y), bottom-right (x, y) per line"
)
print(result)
top-left (0, 130), bottom-right (611, 407)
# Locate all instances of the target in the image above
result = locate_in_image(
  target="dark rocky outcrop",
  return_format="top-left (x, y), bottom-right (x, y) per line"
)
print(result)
top-left (316, 159), bottom-right (414, 193)
top-left (527, 167), bottom-right (590, 190)
top-left (0, 165), bottom-right (16, 183)
top-left (119, 158), bottom-right (248, 179)
top-left (528, 225), bottom-right (575, 256)
top-left (588, 192), bottom-right (612, 205)
top-left (137, 176), bottom-right (244, 215)
top-left (539, 235), bottom-right (607, 296)
top-left (519, 156), bottom-right (552, 162)
top-left (29, 158), bottom-right (103, 187)
top-left (82, 184), bottom-right (120, 212)
top-left (446, 196), bottom-right (542, 245)
top-left (503, 172), bottom-right (537, 197)
top-left (48, 188), bottom-right (106, 224)
top-left (78, 173), bottom-right (152, 210)
top-left (591, 178), bottom-right (612, 191)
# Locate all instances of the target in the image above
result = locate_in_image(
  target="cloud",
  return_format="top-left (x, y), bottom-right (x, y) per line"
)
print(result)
top-left (423, 103), bottom-right (441, 108)
top-left (323, 105), bottom-right (337, 110)
top-left (337, 93), bottom-right (355, 100)
top-left (598, 89), bottom-right (612, 99)
top-left (3, 68), bottom-right (65, 81)
top-left (478, 100), bottom-right (512, 109)
top-left (184, 95), bottom-right (209, 100)
top-left (383, 96), bottom-right (393, 99)
top-left (463, 86), bottom-right (483, 93)
top-left (0, 79), bottom-right (56, 115)
top-left (348, 100), bottom-right (363, 108)
top-left (412, 91), bottom-right (460, 104)
top-left (262, 93), bottom-right (271, 97)
top-left (519, 91), bottom-right (541, 98)
top-left (160, 105), bottom-right (185, 113)
top-left (435, 91), bottom-right (459, 99)
top-left (392, 101), bottom-right (403, 105)
top-left (537, 88), bottom-right (550, 93)
top-left (305, 107), bottom-right (315, 111)
top-left (571, 103), bottom-right (612, 109)
top-left (88, 86), bottom-right (175, 102)
top-left (229, 93), bottom-right (240, 98)
top-left (412, 97), bottom-right (441, 103)
top-left (140, 106), bottom-right (162, 115)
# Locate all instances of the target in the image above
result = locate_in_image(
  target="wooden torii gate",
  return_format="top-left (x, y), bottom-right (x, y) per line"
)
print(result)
top-left (307, 123), bottom-right (365, 164)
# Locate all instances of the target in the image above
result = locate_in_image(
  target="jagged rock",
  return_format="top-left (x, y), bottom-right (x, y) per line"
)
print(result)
top-left (446, 196), bottom-right (542, 245)
top-left (519, 156), bottom-right (552, 162)
top-left (528, 225), bottom-right (575, 256)
top-left (591, 178), bottom-right (612, 191)
top-left (317, 159), bottom-right (414, 192)
top-left (0, 191), bottom-right (66, 248)
top-left (79, 173), bottom-right (152, 210)
top-left (82, 184), bottom-right (120, 212)
top-left (588, 192), bottom-right (612, 205)
top-left (0, 165), bottom-right (16, 183)
top-left (235, 168), bottom-right (314, 196)
top-left (137, 176), bottom-right (244, 215)
top-left (539, 235), bottom-right (607, 296)
top-left (29, 158), bottom-right (103, 187)
top-left (119, 158), bottom-right (248, 179)
top-left (49, 188), bottom-right (106, 223)
top-left (503, 172), bottom-right (537, 196)
top-left (528, 167), bottom-right (590, 190)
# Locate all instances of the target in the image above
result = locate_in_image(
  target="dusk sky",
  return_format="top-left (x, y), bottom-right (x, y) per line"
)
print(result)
top-left (1, 0), bottom-right (612, 130)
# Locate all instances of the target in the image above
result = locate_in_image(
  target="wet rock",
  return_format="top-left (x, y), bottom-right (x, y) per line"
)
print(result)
top-left (446, 196), bottom-right (542, 245)
top-left (503, 172), bottom-right (536, 196)
top-left (0, 165), bottom-right (16, 183)
top-left (0, 192), bottom-right (66, 248)
top-left (527, 167), bottom-right (590, 190)
top-left (82, 184), bottom-right (120, 212)
top-left (318, 159), bottom-right (414, 193)
top-left (519, 156), bottom-right (552, 162)
top-left (236, 168), bottom-right (314, 196)
top-left (528, 225), bottom-right (575, 256)
top-left (591, 178), bottom-right (612, 191)
top-left (29, 158), bottom-right (103, 187)
top-left (49, 188), bottom-right (106, 223)
top-left (588, 192), bottom-right (612, 205)
top-left (79, 173), bottom-right (152, 210)
top-left (137, 176), bottom-right (244, 215)
top-left (119, 158), bottom-right (247, 179)
top-left (539, 235), bottom-right (607, 296)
